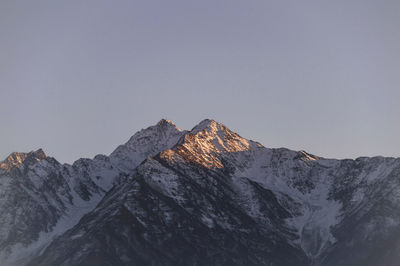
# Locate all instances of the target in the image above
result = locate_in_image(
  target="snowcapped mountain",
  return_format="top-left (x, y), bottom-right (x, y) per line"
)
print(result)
top-left (110, 119), bottom-right (186, 173)
top-left (1, 119), bottom-right (400, 265)
top-left (0, 119), bottom-right (184, 265)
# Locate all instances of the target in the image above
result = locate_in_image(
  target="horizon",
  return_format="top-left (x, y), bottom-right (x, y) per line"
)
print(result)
top-left (1, 117), bottom-right (398, 164)
top-left (2, 0), bottom-right (400, 163)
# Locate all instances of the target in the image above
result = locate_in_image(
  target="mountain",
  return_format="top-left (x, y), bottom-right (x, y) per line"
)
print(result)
top-left (0, 119), bottom-right (183, 265)
top-left (1, 119), bottom-right (400, 266)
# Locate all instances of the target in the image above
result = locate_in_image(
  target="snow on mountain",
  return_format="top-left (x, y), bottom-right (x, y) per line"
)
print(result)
top-left (2, 119), bottom-right (400, 266)
top-left (0, 149), bottom-right (46, 173)
top-left (28, 120), bottom-right (308, 265)
top-left (0, 119), bottom-right (188, 265)
top-left (110, 119), bottom-right (186, 172)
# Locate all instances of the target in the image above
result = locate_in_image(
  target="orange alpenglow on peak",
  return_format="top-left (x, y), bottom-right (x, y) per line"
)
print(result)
top-left (0, 149), bottom-right (46, 172)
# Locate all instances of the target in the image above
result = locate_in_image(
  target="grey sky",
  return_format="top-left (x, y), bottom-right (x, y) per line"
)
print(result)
top-left (1, 0), bottom-right (399, 163)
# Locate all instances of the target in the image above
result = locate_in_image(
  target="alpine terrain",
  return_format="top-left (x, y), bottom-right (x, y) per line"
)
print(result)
top-left (1, 119), bottom-right (400, 266)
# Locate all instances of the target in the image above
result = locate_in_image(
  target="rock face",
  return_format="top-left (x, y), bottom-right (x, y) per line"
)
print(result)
top-left (1, 119), bottom-right (400, 266)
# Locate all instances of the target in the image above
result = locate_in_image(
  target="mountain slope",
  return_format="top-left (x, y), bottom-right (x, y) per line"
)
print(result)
top-left (2, 119), bottom-right (400, 265)
top-left (0, 119), bottom-right (185, 265)
top-left (28, 120), bottom-right (309, 266)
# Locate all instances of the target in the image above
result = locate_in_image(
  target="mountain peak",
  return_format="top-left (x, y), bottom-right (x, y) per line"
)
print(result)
top-left (155, 118), bottom-right (183, 132)
top-left (31, 148), bottom-right (47, 159)
top-left (190, 119), bottom-right (225, 134)
top-left (161, 119), bottom-right (258, 169)
top-left (0, 149), bottom-right (46, 172)
top-left (109, 119), bottom-right (186, 171)
top-left (157, 118), bottom-right (174, 126)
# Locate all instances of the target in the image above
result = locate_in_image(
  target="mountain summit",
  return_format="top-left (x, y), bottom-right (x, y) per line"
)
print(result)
top-left (0, 149), bottom-right (46, 172)
top-left (109, 119), bottom-right (186, 172)
top-left (1, 119), bottom-right (400, 266)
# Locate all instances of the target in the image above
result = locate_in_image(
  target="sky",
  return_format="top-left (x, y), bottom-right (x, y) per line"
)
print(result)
top-left (1, 0), bottom-right (399, 163)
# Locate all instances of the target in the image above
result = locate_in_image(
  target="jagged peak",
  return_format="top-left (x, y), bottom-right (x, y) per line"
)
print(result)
top-left (156, 118), bottom-right (176, 127)
top-left (190, 119), bottom-right (226, 134)
top-left (160, 119), bottom-right (262, 169)
top-left (124, 119), bottom-right (183, 145)
top-left (109, 119), bottom-right (187, 171)
top-left (31, 148), bottom-right (47, 159)
top-left (0, 149), bottom-right (46, 172)
top-left (189, 119), bottom-right (253, 147)
top-left (155, 118), bottom-right (183, 133)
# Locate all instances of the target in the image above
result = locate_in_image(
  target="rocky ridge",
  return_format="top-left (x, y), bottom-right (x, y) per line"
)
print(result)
top-left (1, 119), bottom-right (400, 266)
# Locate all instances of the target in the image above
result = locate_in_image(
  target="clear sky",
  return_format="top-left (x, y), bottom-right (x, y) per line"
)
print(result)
top-left (1, 0), bottom-right (399, 163)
